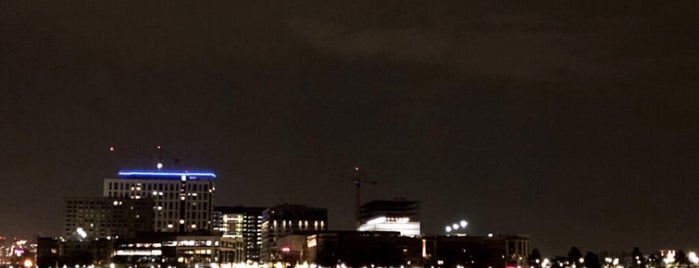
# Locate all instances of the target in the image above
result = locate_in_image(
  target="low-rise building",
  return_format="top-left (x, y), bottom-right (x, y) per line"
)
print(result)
top-left (423, 234), bottom-right (530, 268)
top-left (260, 204), bottom-right (328, 263)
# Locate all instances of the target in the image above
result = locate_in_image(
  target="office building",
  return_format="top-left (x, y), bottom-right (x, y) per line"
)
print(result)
top-left (260, 204), bottom-right (327, 263)
top-left (423, 234), bottom-right (531, 268)
top-left (306, 231), bottom-right (422, 267)
top-left (212, 206), bottom-right (265, 263)
top-left (103, 170), bottom-right (216, 233)
top-left (64, 197), bottom-right (154, 240)
top-left (357, 199), bottom-right (420, 237)
top-left (112, 233), bottom-right (237, 267)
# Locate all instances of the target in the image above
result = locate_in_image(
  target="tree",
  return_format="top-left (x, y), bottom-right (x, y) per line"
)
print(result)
top-left (568, 247), bottom-right (583, 265)
top-left (528, 248), bottom-right (542, 267)
top-left (631, 247), bottom-right (645, 268)
top-left (675, 250), bottom-right (690, 268)
top-left (647, 253), bottom-right (661, 268)
top-left (584, 252), bottom-right (601, 268)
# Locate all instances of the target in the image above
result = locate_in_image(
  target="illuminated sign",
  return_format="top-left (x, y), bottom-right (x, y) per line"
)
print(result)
top-left (307, 236), bottom-right (317, 248)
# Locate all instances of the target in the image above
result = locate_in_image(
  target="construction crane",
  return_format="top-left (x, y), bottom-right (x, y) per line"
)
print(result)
top-left (350, 165), bottom-right (377, 228)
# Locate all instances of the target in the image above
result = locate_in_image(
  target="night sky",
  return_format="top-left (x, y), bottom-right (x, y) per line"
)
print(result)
top-left (2, 1), bottom-right (698, 256)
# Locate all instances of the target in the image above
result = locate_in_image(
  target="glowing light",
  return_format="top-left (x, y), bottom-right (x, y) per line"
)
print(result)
top-left (109, 146), bottom-right (115, 152)
top-left (118, 170), bottom-right (216, 179)
top-left (281, 247), bottom-right (290, 253)
top-left (452, 223), bottom-right (459, 230)
top-left (460, 220), bottom-right (468, 228)
top-left (157, 163), bottom-right (163, 169)
top-left (542, 259), bottom-right (550, 267)
top-left (366, 217), bottom-right (387, 225)
top-left (446, 226), bottom-right (452, 232)
top-left (24, 259), bottom-right (33, 268)
top-left (688, 252), bottom-right (699, 264)
top-left (76, 227), bottom-right (87, 239)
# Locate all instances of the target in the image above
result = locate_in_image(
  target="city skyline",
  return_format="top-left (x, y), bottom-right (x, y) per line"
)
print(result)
top-left (2, 0), bottom-right (698, 257)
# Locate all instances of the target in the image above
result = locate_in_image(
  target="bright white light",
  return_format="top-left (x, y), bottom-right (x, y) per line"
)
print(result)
top-left (76, 227), bottom-right (87, 239)
top-left (688, 252), bottom-right (699, 264)
top-left (157, 163), bottom-right (163, 169)
top-left (488, 233), bottom-right (493, 237)
top-left (446, 226), bottom-right (452, 232)
top-left (664, 250), bottom-right (676, 264)
top-left (460, 220), bottom-right (468, 228)
top-left (366, 217), bottom-right (387, 225)
top-left (542, 258), bottom-right (550, 268)
top-left (452, 223), bottom-right (459, 230)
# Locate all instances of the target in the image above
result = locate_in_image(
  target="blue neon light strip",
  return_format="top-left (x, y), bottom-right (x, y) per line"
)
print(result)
top-left (118, 170), bottom-right (216, 178)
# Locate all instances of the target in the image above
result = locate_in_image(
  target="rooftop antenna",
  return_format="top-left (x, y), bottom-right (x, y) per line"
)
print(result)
top-left (351, 165), bottom-right (377, 229)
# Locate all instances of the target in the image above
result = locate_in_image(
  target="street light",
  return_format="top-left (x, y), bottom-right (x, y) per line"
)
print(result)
top-left (445, 219), bottom-right (469, 235)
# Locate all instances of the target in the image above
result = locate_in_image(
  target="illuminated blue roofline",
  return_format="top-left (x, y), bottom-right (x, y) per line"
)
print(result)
top-left (118, 170), bottom-right (216, 179)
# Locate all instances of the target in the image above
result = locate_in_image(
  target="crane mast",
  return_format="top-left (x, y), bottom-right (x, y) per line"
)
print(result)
top-left (351, 165), bottom-right (376, 228)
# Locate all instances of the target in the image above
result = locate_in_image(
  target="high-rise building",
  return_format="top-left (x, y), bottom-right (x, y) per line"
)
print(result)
top-left (357, 199), bottom-right (420, 237)
top-left (260, 204), bottom-right (327, 263)
top-left (212, 206), bottom-right (265, 263)
top-left (103, 170), bottom-right (216, 233)
top-left (64, 197), bottom-right (154, 240)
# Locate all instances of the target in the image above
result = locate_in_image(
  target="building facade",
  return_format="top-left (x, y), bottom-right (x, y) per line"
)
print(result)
top-left (212, 206), bottom-right (265, 263)
top-left (423, 234), bottom-right (531, 268)
top-left (306, 231), bottom-right (422, 267)
top-left (260, 204), bottom-right (327, 263)
top-left (64, 197), bottom-right (154, 240)
top-left (103, 170), bottom-right (215, 233)
top-left (112, 233), bottom-right (236, 267)
top-left (357, 199), bottom-right (421, 237)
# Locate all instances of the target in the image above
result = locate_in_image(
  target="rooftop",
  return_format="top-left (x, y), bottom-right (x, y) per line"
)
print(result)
top-left (117, 170), bottom-right (216, 180)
